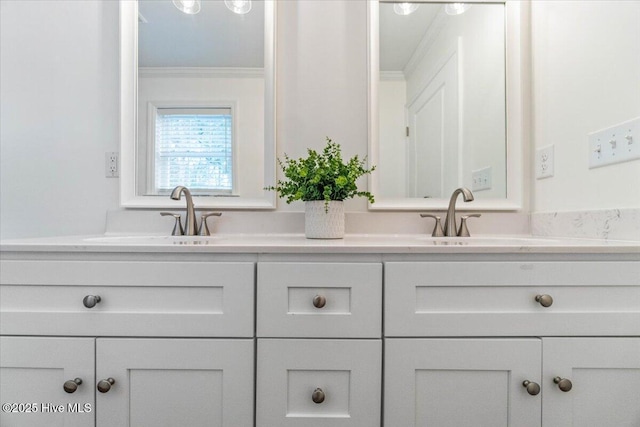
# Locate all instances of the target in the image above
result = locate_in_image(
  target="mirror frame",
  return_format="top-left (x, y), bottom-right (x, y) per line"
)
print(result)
top-left (119, 0), bottom-right (277, 209)
top-left (368, 0), bottom-right (528, 211)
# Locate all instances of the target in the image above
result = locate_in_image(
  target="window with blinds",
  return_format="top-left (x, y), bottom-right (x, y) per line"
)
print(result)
top-left (153, 107), bottom-right (234, 194)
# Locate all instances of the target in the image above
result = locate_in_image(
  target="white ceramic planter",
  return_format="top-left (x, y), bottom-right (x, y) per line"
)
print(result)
top-left (304, 200), bottom-right (345, 239)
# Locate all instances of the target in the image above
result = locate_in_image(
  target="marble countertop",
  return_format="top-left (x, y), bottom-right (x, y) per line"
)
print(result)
top-left (1, 234), bottom-right (638, 254)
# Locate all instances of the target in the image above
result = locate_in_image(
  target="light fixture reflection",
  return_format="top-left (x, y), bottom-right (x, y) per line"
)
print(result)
top-left (225, 0), bottom-right (252, 15)
top-left (393, 3), bottom-right (419, 16)
top-left (444, 3), bottom-right (471, 15)
top-left (173, 0), bottom-right (201, 14)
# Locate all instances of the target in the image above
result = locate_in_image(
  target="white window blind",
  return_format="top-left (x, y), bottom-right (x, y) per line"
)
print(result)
top-left (154, 107), bottom-right (233, 194)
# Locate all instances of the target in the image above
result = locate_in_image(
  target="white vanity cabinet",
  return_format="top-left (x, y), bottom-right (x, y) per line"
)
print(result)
top-left (384, 260), bottom-right (640, 427)
top-left (1, 242), bottom-right (638, 427)
top-left (0, 259), bottom-right (256, 427)
top-left (256, 262), bottom-right (383, 427)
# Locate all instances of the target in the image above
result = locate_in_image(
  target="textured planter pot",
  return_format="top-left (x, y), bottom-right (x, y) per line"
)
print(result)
top-left (304, 200), bottom-right (345, 239)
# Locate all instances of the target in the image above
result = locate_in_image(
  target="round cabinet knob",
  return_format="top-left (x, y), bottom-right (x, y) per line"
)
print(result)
top-left (311, 387), bottom-right (325, 404)
top-left (313, 295), bottom-right (327, 309)
top-left (97, 378), bottom-right (115, 393)
top-left (553, 376), bottom-right (573, 392)
top-left (63, 378), bottom-right (83, 394)
top-left (522, 380), bottom-right (540, 396)
top-left (535, 294), bottom-right (553, 307)
top-left (83, 295), bottom-right (102, 308)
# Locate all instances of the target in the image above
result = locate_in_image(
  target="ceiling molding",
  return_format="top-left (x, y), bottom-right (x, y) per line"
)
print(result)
top-left (139, 67), bottom-right (264, 79)
top-left (380, 71), bottom-right (406, 81)
top-left (403, 12), bottom-right (447, 77)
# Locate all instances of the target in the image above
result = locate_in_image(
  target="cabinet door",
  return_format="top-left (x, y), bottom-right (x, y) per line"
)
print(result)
top-left (385, 338), bottom-right (542, 427)
top-left (0, 337), bottom-right (95, 427)
top-left (543, 338), bottom-right (640, 426)
top-left (256, 339), bottom-right (382, 427)
top-left (96, 338), bottom-right (254, 427)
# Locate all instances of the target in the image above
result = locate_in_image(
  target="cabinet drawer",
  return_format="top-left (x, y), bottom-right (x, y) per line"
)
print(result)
top-left (257, 263), bottom-right (382, 338)
top-left (385, 261), bottom-right (640, 336)
top-left (0, 260), bottom-right (254, 337)
top-left (256, 339), bottom-right (381, 427)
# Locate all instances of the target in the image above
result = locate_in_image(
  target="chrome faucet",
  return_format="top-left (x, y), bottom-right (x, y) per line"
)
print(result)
top-left (170, 186), bottom-right (198, 235)
top-left (443, 187), bottom-right (474, 236)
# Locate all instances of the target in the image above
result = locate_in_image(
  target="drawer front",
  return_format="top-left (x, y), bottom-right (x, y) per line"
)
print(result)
top-left (0, 260), bottom-right (254, 337)
top-left (385, 261), bottom-right (640, 337)
top-left (256, 339), bottom-right (381, 427)
top-left (257, 263), bottom-right (382, 338)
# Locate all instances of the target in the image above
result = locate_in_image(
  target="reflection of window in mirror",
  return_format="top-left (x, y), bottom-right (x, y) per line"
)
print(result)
top-left (136, 0), bottom-right (264, 199)
top-left (149, 105), bottom-right (236, 196)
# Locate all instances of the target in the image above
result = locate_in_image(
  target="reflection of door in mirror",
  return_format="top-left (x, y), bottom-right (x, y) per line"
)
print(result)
top-left (378, 2), bottom-right (506, 200)
top-left (137, 0), bottom-right (265, 198)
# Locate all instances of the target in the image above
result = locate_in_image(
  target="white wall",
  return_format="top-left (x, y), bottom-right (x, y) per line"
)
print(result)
top-left (137, 74), bottom-right (264, 197)
top-left (531, 1), bottom-right (640, 212)
top-left (5, 1), bottom-right (635, 239)
top-left (0, 0), bottom-right (120, 239)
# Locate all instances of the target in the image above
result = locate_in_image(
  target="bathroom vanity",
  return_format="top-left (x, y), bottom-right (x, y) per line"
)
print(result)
top-left (1, 235), bottom-right (639, 427)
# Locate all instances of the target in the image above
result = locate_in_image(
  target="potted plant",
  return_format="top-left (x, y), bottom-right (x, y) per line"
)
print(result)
top-left (267, 138), bottom-right (375, 239)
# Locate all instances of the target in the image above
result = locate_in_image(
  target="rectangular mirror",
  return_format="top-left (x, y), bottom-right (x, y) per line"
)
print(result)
top-left (120, 0), bottom-right (276, 208)
top-left (368, 0), bottom-right (526, 210)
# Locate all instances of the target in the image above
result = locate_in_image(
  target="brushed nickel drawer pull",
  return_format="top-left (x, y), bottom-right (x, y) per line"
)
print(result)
top-left (83, 295), bottom-right (102, 308)
top-left (313, 295), bottom-right (327, 309)
top-left (522, 380), bottom-right (540, 396)
top-left (63, 378), bottom-right (83, 394)
top-left (553, 376), bottom-right (572, 392)
top-left (535, 294), bottom-right (553, 307)
top-left (97, 378), bottom-right (115, 393)
top-left (312, 387), bottom-right (325, 404)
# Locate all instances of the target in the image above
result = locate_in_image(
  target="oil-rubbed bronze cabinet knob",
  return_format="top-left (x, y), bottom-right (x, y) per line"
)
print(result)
top-left (97, 378), bottom-right (115, 393)
top-left (311, 387), bottom-right (325, 404)
top-left (313, 295), bottom-right (327, 309)
top-left (63, 378), bottom-right (83, 393)
top-left (83, 295), bottom-right (101, 308)
top-left (522, 380), bottom-right (540, 396)
top-left (535, 294), bottom-right (553, 307)
top-left (553, 376), bottom-right (572, 392)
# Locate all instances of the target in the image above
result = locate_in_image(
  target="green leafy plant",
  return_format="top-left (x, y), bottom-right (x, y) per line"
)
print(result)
top-left (266, 137), bottom-right (376, 210)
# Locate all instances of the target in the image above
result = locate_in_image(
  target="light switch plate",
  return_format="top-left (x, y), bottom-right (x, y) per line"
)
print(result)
top-left (588, 117), bottom-right (640, 169)
top-left (471, 166), bottom-right (492, 191)
top-left (535, 145), bottom-right (554, 179)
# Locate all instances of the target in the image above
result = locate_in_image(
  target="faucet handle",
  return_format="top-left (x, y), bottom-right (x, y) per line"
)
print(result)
top-left (420, 214), bottom-right (445, 237)
top-left (160, 212), bottom-right (184, 236)
top-left (458, 214), bottom-right (481, 237)
top-left (198, 212), bottom-right (222, 236)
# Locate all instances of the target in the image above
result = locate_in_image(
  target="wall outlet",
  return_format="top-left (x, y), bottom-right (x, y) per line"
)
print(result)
top-left (535, 145), bottom-right (554, 179)
top-left (105, 152), bottom-right (119, 178)
top-left (471, 166), bottom-right (492, 191)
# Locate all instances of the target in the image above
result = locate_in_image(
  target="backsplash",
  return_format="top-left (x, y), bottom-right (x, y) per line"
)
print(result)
top-left (104, 209), bottom-right (530, 236)
top-left (532, 209), bottom-right (640, 241)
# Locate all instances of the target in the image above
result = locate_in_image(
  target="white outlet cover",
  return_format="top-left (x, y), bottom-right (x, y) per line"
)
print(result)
top-left (536, 145), bottom-right (554, 179)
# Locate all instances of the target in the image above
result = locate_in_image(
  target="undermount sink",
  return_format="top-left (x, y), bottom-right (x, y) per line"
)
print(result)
top-left (83, 235), bottom-right (224, 245)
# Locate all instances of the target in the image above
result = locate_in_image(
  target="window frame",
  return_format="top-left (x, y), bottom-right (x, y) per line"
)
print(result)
top-left (145, 100), bottom-right (239, 197)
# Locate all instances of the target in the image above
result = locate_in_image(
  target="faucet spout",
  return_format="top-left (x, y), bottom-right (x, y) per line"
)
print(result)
top-left (444, 187), bottom-right (474, 236)
top-left (170, 186), bottom-right (198, 235)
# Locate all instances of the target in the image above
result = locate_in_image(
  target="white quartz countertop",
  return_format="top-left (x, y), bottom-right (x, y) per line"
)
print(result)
top-left (1, 234), bottom-right (638, 254)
